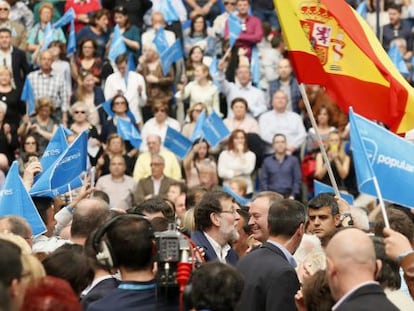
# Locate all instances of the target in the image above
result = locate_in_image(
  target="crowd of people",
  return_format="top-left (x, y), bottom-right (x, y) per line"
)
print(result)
top-left (0, 0), bottom-right (413, 310)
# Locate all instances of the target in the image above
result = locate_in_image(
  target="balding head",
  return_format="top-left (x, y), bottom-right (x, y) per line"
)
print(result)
top-left (326, 228), bottom-right (377, 301)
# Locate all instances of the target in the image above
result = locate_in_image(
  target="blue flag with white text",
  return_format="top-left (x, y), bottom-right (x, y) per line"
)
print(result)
top-left (53, 7), bottom-right (76, 29)
top-left (108, 25), bottom-right (127, 62)
top-left (191, 110), bottom-right (206, 142)
top-left (159, 0), bottom-right (179, 24)
top-left (153, 26), bottom-right (169, 54)
top-left (21, 77), bottom-right (35, 115)
top-left (30, 131), bottom-right (88, 197)
top-left (116, 118), bottom-right (142, 149)
top-left (40, 126), bottom-right (68, 172)
top-left (228, 13), bottom-right (242, 48)
top-left (40, 22), bottom-right (53, 51)
top-left (349, 108), bottom-right (414, 208)
top-left (202, 110), bottom-right (230, 148)
top-left (66, 19), bottom-right (76, 57)
top-left (223, 184), bottom-right (251, 207)
top-left (388, 44), bottom-right (409, 78)
top-left (0, 161), bottom-right (46, 235)
top-left (160, 39), bottom-right (183, 76)
top-left (164, 126), bottom-right (192, 159)
top-left (313, 180), bottom-right (354, 206)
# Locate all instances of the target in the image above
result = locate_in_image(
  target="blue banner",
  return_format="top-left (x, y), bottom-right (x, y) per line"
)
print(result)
top-left (21, 77), bottom-right (35, 115)
top-left (30, 131), bottom-right (88, 197)
top-left (191, 110), bottom-right (206, 142)
top-left (228, 13), bottom-right (242, 48)
top-left (356, 1), bottom-right (368, 18)
top-left (160, 39), bottom-right (183, 76)
top-left (108, 25), bottom-right (127, 62)
top-left (39, 126), bottom-right (68, 172)
top-left (251, 46), bottom-right (260, 85)
top-left (66, 19), bottom-right (76, 57)
top-left (53, 7), bottom-right (76, 29)
top-left (159, 0), bottom-right (179, 23)
top-left (223, 184), bottom-right (251, 207)
top-left (349, 108), bottom-right (414, 208)
top-left (388, 43), bottom-right (409, 78)
top-left (116, 118), bottom-right (142, 149)
top-left (202, 110), bottom-right (230, 148)
top-left (313, 180), bottom-right (354, 206)
top-left (40, 22), bottom-right (53, 51)
top-left (164, 126), bottom-right (192, 159)
top-left (0, 161), bottom-right (46, 236)
top-left (153, 26), bottom-right (169, 54)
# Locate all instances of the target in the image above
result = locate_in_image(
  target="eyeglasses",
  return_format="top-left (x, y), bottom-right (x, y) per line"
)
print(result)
top-left (74, 110), bottom-right (86, 114)
top-left (114, 101), bottom-right (126, 105)
top-left (224, 2), bottom-right (236, 5)
top-left (220, 207), bottom-right (237, 215)
top-left (154, 108), bottom-right (166, 113)
top-left (25, 141), bottom-right (36, 145)
top-left (150, 162), bottom-right (163, 166)
top-left (0, 8), bottom-right (9, 11)
top-left (193, 109), bottom-right (203, 113)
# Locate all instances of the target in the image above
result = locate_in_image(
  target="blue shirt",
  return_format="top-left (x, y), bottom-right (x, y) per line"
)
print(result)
top-left (260, 154), bottom-right (301, 197)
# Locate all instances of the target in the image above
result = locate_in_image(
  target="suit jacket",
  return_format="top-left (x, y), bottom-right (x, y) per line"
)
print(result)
top-left (236, 242), bottom-right (299, 311)
top-left (191, 230), bottom-right (238, 266)
top-left (134, 175), bottom-right (174, 205)
top-left (335, 283), bottom-right (399, 311)
top-left (11, 47), bottom-right (29, 93)
top-left (81, 277), bottom-right (120, 310)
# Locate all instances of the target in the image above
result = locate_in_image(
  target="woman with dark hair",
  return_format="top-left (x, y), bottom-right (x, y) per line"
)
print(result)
top-left (17, 134), bottom-right (39, 175)
top-left (218, 129), bottom-right (256, 194)
top-left (224, 97), bottom-right (259, 134)
top-left (183, 138), bottom-right (217, 188)
top-left (183, 45), bottom-right (208, 83)
top-left (184, 14), bottom-right (216, 57)
top-left (113, 6), bottom-right (141, 62)
top-left (76, 9), bottom-right (110, 58)
top-left (306, 105), bottom-right (337, 154)
top-left (71, 38), bottom-right (103, 84)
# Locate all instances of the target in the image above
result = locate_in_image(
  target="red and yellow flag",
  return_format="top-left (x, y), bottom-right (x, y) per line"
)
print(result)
top-left (274, 0), bottom-right (414, 133)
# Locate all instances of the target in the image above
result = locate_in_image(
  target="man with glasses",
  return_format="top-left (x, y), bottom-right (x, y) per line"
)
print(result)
top-left (0, 1), bottom-right (27, 50)
top-left (134, 154), bottom-right (177, 205)
top-left (192, 191), bottom-right (240, 265)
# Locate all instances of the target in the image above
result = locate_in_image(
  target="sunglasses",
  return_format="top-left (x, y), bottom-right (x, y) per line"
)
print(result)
top-left (0, 8), bottom-right (9, 11)
top-left (224, 2), bottom-right (236, 5)
top-left (74, 110), bottom-right (86, 114)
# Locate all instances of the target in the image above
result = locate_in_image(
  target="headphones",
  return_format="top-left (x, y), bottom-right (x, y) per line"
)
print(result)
top-left (92, 214), bottom-right (154, 270)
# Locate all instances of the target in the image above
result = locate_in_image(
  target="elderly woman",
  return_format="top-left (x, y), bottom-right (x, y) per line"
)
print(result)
top-left (18, 97), bottom-right (58, 156)
top-left (224, 97), bottom-right (259, 134)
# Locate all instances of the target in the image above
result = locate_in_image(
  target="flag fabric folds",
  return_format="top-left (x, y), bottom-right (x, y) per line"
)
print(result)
top-left (388, 43), bottom-right (409, 78)
top-left (356, 1), bottom-right (368, 18)
top-left (40, 22), bottom-right (53, 51)
top-left (191, 110), bottom-right (207, 142)
top-left (21, 77), bottom-right (35, 115)
top-left (163, 126), bottom-right (192, 159)
top-left (0, 161), bottom-right (46, 236)
top-left (349, 108), bottom-right (414, 208)
top-left (30, 131), bottom-right (88, 197)
top-left (250, 46), bottom-right (260, 86)
top-left (274, 0), bottom-right (414, 133)
top-left (116, 118), bottom-right (142, 149)
top-left (66, 19), bottom-right (76, 57)
top-left (160, 39), bottom-right (183, 76)
top-left (53, 7), bottom-right (76, 29)
top-left (223, 184), bottom-right (251, 207)
top-left (108, 25), bottom-right (127, 62)
top-left (313, 180), bottom-right (354, 205)
top-left (228, 13), bottom-right (242, 48)
top-left (39, 125), bottom-right (68, 173)
top-left (202, 110), bottom-right (230, 148)
top-left (153, 27), bottom-right (169, 54)
top-left (102, 99), bottom-right (137, 124)
top-left (159, 0), bottom-right (179, 24)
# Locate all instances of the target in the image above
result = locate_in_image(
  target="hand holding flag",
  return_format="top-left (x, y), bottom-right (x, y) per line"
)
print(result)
top-left (228, 13), bottom-right (242, 48)
top-left (108, 25), bottom-right (127, 62)
top-left (116, 118), bottom-right (142, 149)
top-left (164, 126), bottom-right (192, 159)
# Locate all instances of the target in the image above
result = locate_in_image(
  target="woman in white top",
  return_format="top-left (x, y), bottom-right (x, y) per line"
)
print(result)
top-left (218, 129), bottom-right (256, 194)
top-left (176, 63), bottom-right (220, 116)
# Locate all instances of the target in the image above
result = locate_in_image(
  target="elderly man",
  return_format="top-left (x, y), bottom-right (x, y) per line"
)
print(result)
top-left (133, 134), bottom-right (182, 181)
top-left (0, 0), bottom-right (27, 50)
top-left (259, 90), bottom-right (306, 155)
top-left (192, 191), bottom-right (240, 265)
top-left (326, 228), bottom-right (398, 310)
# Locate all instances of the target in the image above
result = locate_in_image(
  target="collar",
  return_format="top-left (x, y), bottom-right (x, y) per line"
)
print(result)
top-left (236, 81), bottom-right (252, 90)
top-left (204, 231), bottom-right (231, 262)
top-left (266, 239), bottom-right (297, 268)
top-left (151, 175), bottom-right (164, 182)
top-left (81, 275), bottom-right (119, 296)
top-left (332, 281), bottom-right (379, 310)
top-left (118, 281), bottom-right (157, 291)
top-left (37, 70), bottom-right (54, 77)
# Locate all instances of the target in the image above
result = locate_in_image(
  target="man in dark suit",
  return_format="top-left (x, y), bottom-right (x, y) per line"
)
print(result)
top-left (326, 228), bottom-right (399, 311)
top-left (134, 154), bottom-right (176, 205)
top-left (236, 199), bottom-right (306, 311)
top-left (192, 191), bottom-right (240, 265)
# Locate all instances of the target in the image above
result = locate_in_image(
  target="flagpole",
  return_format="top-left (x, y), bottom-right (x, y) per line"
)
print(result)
top-left (373, 176), bottom-right (390, 228)
top-left (299, 83), bottom-right (340, 197)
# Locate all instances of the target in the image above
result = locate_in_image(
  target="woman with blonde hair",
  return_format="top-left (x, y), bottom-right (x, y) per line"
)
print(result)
top-left (181, 103), bottom-right (207, 139)
top-left (0, 66), bottom-right (24, 126)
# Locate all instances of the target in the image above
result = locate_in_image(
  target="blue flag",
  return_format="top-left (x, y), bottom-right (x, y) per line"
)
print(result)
top-left (40, 22), bottom-right (53, 51)
top-left (228, 13), bottom-right (242, 48)
top-left (102, 99), bottom-right (137, 124)
top-left (251, 46), bottom-right (260, 86)
top-left (223, 184), bottom-right (251, 207)
top-left (0, 161), bottom-right (46, 236)
top-left (127, 52), bottom-right (136, 72)
top-left (53, 7), bottom-right (76, 29)
top-left (108, 25), bottom-right (127, 62)
top-left (356, 1), bottom-right (368, 18)
top-left (116, 118), bottom-right (142, 149)
top-left (153, 26), bottom-right (169, 54)
top-left (349, 108), bottom-right (414, 208)
top-left (209, 57), bottom-right (220, 90)
top-left (313, 180), bottom-right (354, 206)
top-left (388, 43), bottom-right (409, 78)
top-left (39, 126), bottom-right (68, 172)
top-left (202, 110), bottom-right (230, 148)
top-left (164, 126), bottom-right (192, 159)
top-left (191, 110), bottom-right (206, 142)
top-left (160, 39), bottom-right (183, 76)
top-left (30, 131), bottom-right (88, 197)
top-left (66, 19), bottom-right (76, 57)
top-left (217, 0), bottom-right (225, 13)
top-left (21, 77), bottom-right (35, 115)
top-left (159, 0), bottom-right (179, 24)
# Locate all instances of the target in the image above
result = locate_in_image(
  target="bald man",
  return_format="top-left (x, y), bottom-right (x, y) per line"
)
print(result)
top-left (326, 228), bottom-right (398, 311)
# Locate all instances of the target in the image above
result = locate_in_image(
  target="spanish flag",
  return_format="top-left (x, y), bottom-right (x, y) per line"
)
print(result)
top-left (274, 0), bottom-right (414, 133)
